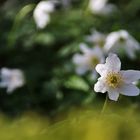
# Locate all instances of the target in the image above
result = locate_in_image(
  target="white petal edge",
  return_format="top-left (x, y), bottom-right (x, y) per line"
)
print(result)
top-left (94, 80), bottom-right (107, 93)
top-left (121, 70), bottom-right (140, 83)
top-left (6, 86), bottom-right (15, 94)
top-left (79, 43), bottom-right (90, 54)
top-left (108, 90), bottom-right (119, 101)
top-left (91, 46), bottom-right (104, 58)
top-left (104, 32), bottom-right (119, 51)
top-left (106, 53), bottom-right (121, 72)
top-left (119, 84), bottom-right (140, 96)
top-left (95, 64), bottom-right (107, 76)
top-left (72, 54), bottom-right (84, 65)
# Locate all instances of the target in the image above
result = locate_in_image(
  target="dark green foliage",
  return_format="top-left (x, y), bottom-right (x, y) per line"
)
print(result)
top-left (0, 0), bottom-right (140, 118)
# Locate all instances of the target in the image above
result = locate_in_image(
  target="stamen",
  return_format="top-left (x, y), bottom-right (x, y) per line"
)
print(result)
top-left (106, 72), bottom-right (123, 88)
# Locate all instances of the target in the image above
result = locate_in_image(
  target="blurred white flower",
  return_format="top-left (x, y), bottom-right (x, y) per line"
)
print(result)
top-left (33, 1), bottom-right (55, 29)
top-left (73, 43), bottom-right (104, 76)
top-left (86, 30), bottom-right (106, 48)
top-left (0, 68), bottom-right (25, 93)
top-left (94, 53), bottom-right (140, 101)
top-left (104, 30), bottom-right (140, 59)
top-left (89, 0), bottom-right (116, 15)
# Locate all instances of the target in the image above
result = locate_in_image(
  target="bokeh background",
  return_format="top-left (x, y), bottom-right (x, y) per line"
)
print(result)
top-left (0, 0), bottom-right (140, 139)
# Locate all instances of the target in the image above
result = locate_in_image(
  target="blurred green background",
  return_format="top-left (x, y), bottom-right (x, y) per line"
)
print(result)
top-left (0, 0), bottom-right (140, 140)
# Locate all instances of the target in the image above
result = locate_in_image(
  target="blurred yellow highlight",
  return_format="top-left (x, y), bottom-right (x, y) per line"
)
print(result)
top-left (0, 108), bottom-right (140, 140)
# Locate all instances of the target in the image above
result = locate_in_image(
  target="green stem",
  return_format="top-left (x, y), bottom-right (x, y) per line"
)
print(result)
top-left (100, 94), bottom-right (108, 115)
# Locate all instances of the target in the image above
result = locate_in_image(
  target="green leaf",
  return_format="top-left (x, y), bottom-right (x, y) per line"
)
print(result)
top-left (65, 76), bottom-right (89, 91)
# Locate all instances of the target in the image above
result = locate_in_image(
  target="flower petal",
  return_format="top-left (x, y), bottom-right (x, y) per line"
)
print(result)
top-left (79, 43), bottom-right (91, 54)
top-left (34, 13), bottom-right (50, 29)
top-left (104, 32), bottom-right (119, 51)
top-left (121, 70), bottom-right (140, 83)
top-left (119, 84), bottom-right (139, 96)
top-left (95, 64), bottom-right (107, 76)
top-left (108, 90), bottom-right (119, 101)
top-left (91, 47), bottom-right (104, 57)
top-left (72, 54), bottom-right (86, 65)
top-left (94, 80), bottom-right (107, 93)
top-left (7, 85), bottom-right (15, 93)
top-left (125, 38), bottom-right (140, 59)
top-left (106, 53), bottom-right (121, 72)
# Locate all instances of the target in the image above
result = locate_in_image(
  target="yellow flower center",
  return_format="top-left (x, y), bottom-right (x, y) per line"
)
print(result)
top-left (106, 72), bottom-right (123, 88)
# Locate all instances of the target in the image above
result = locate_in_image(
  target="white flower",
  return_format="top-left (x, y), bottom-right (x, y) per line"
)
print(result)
top-left (0, 68), bottom-right (25, 93)
top-left (73, 43), bottom-right (104, 76)
top-left (86, 29), bottom-right (106, 48)
top-left (33, 1), bottom-right (54, 29)
top-left (89, 0), bottom-right (116, 15)
top-left (94, 53), bottom-right (140, 101)
top-left (104, 30), bottom-right (140, 59)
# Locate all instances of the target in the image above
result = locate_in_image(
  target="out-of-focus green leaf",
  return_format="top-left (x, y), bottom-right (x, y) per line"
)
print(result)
top-left (65, 76), bottom-right (89, 92)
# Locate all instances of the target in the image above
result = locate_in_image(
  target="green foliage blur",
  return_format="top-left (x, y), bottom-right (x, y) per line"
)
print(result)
top-left (0, 107), bottom-right (140, 140)
top-left (0, 0), bottom-right (140, 119)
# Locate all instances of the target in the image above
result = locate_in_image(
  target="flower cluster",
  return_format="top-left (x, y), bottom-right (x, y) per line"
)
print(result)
top-left (73, 29), bottom-right (140, 101)
top-left (94, 53), bottom-right (140, 101)
top-left (104, 30), bottom-right (140, 59)
top-left (88, 29), bottom-right (140, 59)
